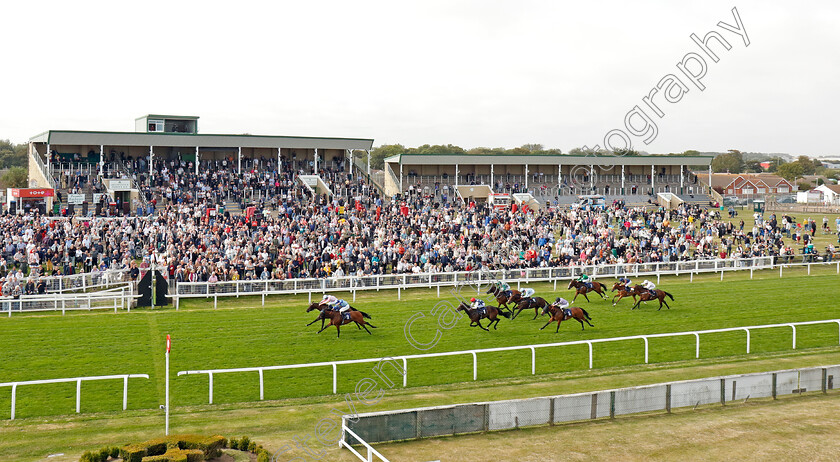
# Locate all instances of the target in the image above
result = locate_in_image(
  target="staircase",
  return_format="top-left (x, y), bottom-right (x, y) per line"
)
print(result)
top-left (224, 200), bottom-right (243, 216)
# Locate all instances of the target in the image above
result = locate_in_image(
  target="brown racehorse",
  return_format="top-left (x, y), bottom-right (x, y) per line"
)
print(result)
top-left (511, 297), bottom-right (551, 320)
top-left (317, 309), bottom-right (377, 337)
top-left (486, 286), bottom-right (521, 310)
top-left (611, 282), bottom-right (637, 306)
top-left (540, 304), bottom-right (594, 332)
top-left (567, 280), bottom-right (608, 302)
top-left (457, 302), bottom-right (511, 331)
top-left (306, 303), bottom-right (366, 331)
top-left (630, 285), bottom-right (675, 310)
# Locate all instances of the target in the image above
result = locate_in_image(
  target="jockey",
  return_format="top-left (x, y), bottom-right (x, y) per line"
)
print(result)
top-left (470, 297), bottom-right (486, 312)
top-left (520, 288), bottom-right (535, 299)
top-left (320, 294), bottom-right (351, 313)
top-left (642, 280), bottom-right (656, 296)
top-left (497, 281), bottom-right (511, 296)
top-left (576, 273), bottom-right (592, 289)
top-left (618, 277), bottom-right (632, 291)
top-left (554, 297), bottom-right (571, 317)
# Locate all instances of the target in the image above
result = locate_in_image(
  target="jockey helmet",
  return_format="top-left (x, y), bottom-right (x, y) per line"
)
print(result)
top-left (556, 297), bottom-right (562, 302)
top-left (470, 297), bottom-right (476, 302)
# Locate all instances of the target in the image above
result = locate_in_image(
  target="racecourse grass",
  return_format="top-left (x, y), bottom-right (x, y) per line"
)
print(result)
top-left (1, 268), bottom-right (839, 422)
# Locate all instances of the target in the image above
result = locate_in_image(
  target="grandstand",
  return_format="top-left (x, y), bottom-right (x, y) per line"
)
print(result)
top-left (384, 153), bottom-right (714, 206)
top-left (27, 115), bottom-right (374, 215)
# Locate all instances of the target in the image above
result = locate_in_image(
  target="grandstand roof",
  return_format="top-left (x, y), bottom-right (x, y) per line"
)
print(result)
top-left (384, 153), bottom-right (713, 166)
top-left (29, 130), bottom-right (374, 150)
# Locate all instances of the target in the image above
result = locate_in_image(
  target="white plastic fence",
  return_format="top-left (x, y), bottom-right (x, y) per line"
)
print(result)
top-left (0, 374), bottom-right (150, 420)
top-left (177, 318), bottom-right (840, 404)
top-left (172, 256), bottom-right (787, 306)
top-left (0, 286), bottom-right (133, 316)
top-left (340, 424), bottom-right (391, 462)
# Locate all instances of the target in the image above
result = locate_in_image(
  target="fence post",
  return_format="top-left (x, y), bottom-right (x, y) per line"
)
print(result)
top-left (665, 384), bottom-right (672, 413)
top-left (823, 368), bottom-right (828, 394)
top-left (772, 373), bottom-right (777, 400)
top-left (76, 379), bottom-right (82, 413)
top-left (790, 324), bottom-right (797, 349)
top-left (471, 352), bottom-right (478, 381)
top-left (10, 384), bottom-right (16, 420)
top-left (259, 369), bottom-right (265, 400)
top-left (643, 337), bottom-right (649, 363)
top-left (744, 328), bottom-right (751, 354)
top-left (530, 347), bottom-right (536, 375)
top-left (403, 358), bottom-right (408, 388)
top-left (587, 341), bottom-right (593, 369)
top-left (695, 333), bottom-right (700, 358)
top-left (209, 373), bottom-right (214, 404)
top-left (720, 378), bottom-right (726, 406)
top-left (609, 391), bottom-right (615, 419)
top-left (123, 376), bottom-right (129, 410)
top-left (333, 363), bottom-right (338, 394)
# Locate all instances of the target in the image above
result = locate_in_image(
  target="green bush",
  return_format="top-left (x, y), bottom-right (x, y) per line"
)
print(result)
top-left (109, 446), bottom-right (121, 459)
top-left (238, 436), bottom-right (250, 451)
top-left (247, 441), bottom-right (256, 452)
top-left (228, 438), bottom-right (238, 450)
top-left (257, 451), bottom-right (270, 462)
top-left (98, 448), bottom-right (110, 461)
top-left (121, 444), bottom-right (148, 462)
top-left (79, 451), bottom-right (96, 462)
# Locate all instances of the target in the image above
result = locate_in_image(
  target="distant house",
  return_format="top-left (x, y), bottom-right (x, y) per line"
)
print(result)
top-left (815, 184), bottom-right (840, 204)
top-left (721, 174), bottom-right (793, 198)
top-left (797, 189), bottom-right (824, 204)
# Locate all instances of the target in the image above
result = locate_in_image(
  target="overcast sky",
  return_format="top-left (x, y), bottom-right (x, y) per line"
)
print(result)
top-left (3, 1), bottom-right (838, 156)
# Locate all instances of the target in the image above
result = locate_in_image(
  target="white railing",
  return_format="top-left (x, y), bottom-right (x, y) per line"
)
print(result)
top-left (27, 269), bottom-right (131, 294)
top-left (1, 287), bottom-right (133, 316)
top-left (172, 257), bottom-right (785, 306)
top-left (31, 146), bottom-right (57, 189)
top-left (340, 424), bottom-right (391, 462)
top-left (177, 318), bottom-right (840, 404)
top-left (0, 374), bottom-right (150, 420)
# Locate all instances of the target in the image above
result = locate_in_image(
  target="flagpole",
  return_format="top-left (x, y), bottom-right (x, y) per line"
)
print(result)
top-left (165, 334), bottom-right (170, 435)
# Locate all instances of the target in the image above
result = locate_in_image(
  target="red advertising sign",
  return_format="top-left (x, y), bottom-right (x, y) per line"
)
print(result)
top-left (166, 335), bottom-right (171, 353)
top-left (11, 188), bottom-right (54, 198)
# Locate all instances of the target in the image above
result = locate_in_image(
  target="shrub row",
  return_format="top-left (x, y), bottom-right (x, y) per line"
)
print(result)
top-left (117, 434), bottom-right (227, 462)
top-left (79, 446), bottom-right (120, 462)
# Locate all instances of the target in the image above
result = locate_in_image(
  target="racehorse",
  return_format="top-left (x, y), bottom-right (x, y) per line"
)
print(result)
top-left (486, 286), bottom-right (521, 310)
top-left (630, 286), bottom-right (675, 310)
top-left (511, 296), bottom-right (551, 320)
top-left (539, 304), bottom-right (594, 332)
top-left (611, 282), bottom-right (637, 306)
top-left (316, 308), bottom-right (377, 337)
top-left (457, 302), bottom-right (511, 331)
top-left (567, 280), bottom-right (608, 302)
top-left (306, 303), bottom-right (367, 331)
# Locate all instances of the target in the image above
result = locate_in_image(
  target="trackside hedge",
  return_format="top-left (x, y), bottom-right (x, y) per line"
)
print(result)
top-left (118, 434), bottom-right (226, 462)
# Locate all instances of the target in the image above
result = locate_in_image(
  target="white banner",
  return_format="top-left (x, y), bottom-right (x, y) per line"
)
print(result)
top-left (68, 194), bottom-right (85, 205)
top-left (109, 179), bottom-right (132, 190)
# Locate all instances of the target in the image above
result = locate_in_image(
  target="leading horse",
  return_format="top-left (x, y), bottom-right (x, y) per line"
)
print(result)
top-left (611, 282), bottom-right (637, 306)
top-left (317, 309), bottom-right (377, 337)
top-left (306, 302), bottom-right (367, 331)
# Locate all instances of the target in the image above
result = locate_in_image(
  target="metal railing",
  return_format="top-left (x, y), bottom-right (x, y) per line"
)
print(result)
top-left (172, 256), bottom-right (784, 306)
top-left (1, 287), bottom-right (133, 316)
top-left (0, 374), bottom-right (150, 420)
top-left (340, 424), bottom-right (391, 462)
top-left (177, 318), bottom-right (840, 404)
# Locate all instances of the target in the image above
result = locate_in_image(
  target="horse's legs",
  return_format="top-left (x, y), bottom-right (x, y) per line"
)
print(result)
top-left (306, 317), bottom-right (320, 327)
top-left (585, 318), bottom-right (595, 327)
top-left (336, 324), bottom-right (341, 338)
top-left (631, 299), bottom-right (641, 310)
top-left (355, 322), bottom-right (362, 329)
top-left (572, 291), bottom-right (579, 302)
top-left (317, 323), bottom-right (330, 333)
top-left (540, 319), bottom-right (553, 330)
top-left (583, 292), bottom-right (590, 302)
top-left (555, 319), bottom-right (562, 333)
top-left (578, 318), bottom-right (585, 330)
top-left (477, 320), bottom-right (489, 331)
top-left (362, 324), bottom-right (372, 334)
top-left (532, 306), bottom-right (540, 320)
top-left (660, 298), bottom-right (671, 310)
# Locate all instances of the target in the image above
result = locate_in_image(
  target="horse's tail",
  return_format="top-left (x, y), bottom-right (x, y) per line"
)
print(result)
top-left (359, 311), bottom-right (372, 319)
top-left (580, 308), bottom-right (592, 320)
top-left (664, 292), bottom-right (674, 301)
top-left (499, 309), bottom-right (511, 319)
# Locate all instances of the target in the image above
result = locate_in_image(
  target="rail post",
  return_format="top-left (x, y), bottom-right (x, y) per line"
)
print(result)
top-left (259, 369), bottom-right (265, 400)
top-left (694, 332), bottom-right (700, 358)
top-left (471, 352), bottom-right (478, 381)
top-left (530, 346), bottom-right (536, 375)
top-left (333, 363), bottom-right (338, 394)
top-left (209, 373), bottom-right (214, 404)
top-left (402, 358), bottom-right (408, 387)
top-left (744, 328), bottom-right (751, 354)
top-left (587, 341), bottom-right (593, 369)
top-left (10, 384), bottom-right (16, 420)
top-left (123, 376), bottom-right (129, 410)
top-left (643, 337), bottom-right (649, 363)
top-left (76, 379), bottom-right (82, 413)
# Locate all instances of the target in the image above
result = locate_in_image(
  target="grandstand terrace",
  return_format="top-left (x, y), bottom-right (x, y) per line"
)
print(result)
top-left (383, 153), bottom-right (714, 206)
top-left (28, 115), bottom-right (374, 215)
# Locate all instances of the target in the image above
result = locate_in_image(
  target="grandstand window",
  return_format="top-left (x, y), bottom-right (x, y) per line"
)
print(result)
top-left (148, 120), bottom-right (164, 132)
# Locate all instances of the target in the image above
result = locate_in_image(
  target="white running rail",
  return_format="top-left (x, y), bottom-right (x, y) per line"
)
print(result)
top-left (340, 423), bottom-right (391, 462)
top-left (0, 374), bottom-right (150, 420)
top-left (177, 319), bottom-right (840, 403)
